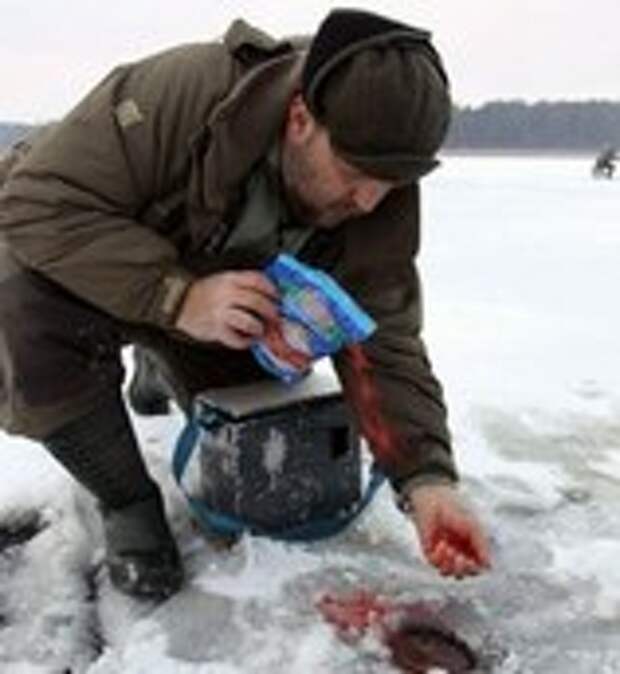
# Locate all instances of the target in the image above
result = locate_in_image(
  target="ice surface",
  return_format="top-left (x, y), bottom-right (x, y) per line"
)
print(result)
top-left (1, 154), bottom-right (619, 672)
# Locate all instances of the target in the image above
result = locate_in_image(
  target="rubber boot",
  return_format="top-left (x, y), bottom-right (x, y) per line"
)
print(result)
top-left (127, 346), bottom-right (171, 416)
top-left (43, 393), bottom-right (184, 600)
top-left (103, 491), bottom-right (184, 599)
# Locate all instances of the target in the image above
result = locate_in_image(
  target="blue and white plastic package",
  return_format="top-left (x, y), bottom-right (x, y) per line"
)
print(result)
top-left (251, 254), bottom-right (377, 383)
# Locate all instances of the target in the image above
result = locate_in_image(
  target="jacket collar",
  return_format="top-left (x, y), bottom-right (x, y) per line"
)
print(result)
top-left (187, 49), bottom-right (304, 251)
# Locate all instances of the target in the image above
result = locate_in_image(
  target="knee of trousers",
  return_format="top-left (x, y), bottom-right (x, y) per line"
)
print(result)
top-left (0, 266), bottom-right (125, 439)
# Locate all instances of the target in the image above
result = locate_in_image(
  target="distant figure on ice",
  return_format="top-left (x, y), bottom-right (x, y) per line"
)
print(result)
top-left (592, 146), bottom-right (618, 178)
top-left (0, 9), bottom-right (490, 600)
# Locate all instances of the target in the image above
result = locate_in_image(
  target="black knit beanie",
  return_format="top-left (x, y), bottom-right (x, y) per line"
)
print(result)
top-left (302, 9), bottom-right (451, 182)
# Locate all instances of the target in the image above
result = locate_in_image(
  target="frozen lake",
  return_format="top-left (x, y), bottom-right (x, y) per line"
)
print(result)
top-left (0, 155), bottom-right (619, 672)
top-left (423, 155), bottom-right (620, 672)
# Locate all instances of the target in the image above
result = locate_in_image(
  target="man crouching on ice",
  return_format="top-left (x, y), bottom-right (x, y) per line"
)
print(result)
top-left (0, 8), bottom-right (490, 599)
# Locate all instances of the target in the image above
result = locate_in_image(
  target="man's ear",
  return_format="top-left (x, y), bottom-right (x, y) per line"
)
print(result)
top-left (285, 93), bottom-right (317, 143)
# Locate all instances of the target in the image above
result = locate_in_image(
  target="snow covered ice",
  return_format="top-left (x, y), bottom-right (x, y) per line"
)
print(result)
top-left (1, 154), bottom-right (619, 672)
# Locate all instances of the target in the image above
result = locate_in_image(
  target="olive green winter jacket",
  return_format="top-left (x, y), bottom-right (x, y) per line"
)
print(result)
top-left (0, 20), bottom-right (456, 490)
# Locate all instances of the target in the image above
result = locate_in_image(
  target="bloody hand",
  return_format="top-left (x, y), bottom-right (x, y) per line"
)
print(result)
top-left (406, 484), bottom-right (491, 578)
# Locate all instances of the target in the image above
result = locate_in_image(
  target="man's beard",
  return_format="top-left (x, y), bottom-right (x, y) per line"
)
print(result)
top-left (282, 178), bottom-right (323, 226)
top-left (280, 143), bottom-right (361, 228)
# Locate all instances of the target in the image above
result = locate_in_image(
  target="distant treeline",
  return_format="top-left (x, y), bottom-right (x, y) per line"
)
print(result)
top-left (0, 123), bottom-right (32, 151)
top-left (2, 100), bottom-right (620, 152)
top-left (446, 100), bottom-right (620, 152)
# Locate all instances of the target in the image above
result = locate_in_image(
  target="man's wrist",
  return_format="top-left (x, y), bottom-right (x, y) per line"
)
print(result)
top-left (157, 269), bottom-right (195, 328)
top-left (394, 473), bottom-right (458, 514)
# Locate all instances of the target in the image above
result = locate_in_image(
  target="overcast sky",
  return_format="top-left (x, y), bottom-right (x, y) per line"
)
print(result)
top-left (1, 0), bottom-right (619, 122)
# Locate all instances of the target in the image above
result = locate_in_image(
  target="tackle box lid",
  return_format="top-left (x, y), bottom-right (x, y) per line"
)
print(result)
top-left (195, 361), bottom-right (342, 420)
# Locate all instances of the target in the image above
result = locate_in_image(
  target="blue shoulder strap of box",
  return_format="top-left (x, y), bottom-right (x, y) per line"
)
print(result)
top-left (172, 405), bottom-right (386, 542)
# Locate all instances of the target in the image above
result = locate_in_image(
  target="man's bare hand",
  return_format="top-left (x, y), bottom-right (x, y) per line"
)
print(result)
top-left (175, 271), bottom-right (279, 349)
top-left (405, 484), bottom-right (491, 579)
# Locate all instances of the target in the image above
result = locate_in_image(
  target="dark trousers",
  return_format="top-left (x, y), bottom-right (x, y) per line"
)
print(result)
top-left (0, 250), bottom-right (267, 440)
